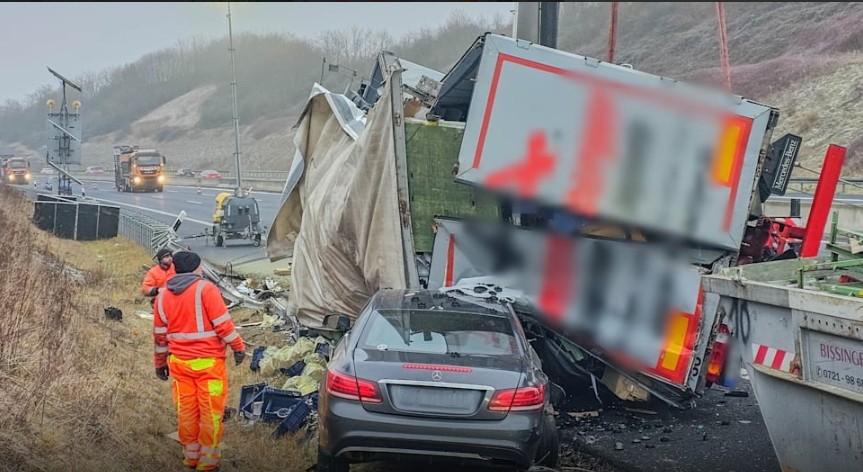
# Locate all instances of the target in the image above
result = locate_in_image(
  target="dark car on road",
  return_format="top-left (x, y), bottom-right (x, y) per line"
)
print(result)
top-left (317, 288), bottom-right (559, 472)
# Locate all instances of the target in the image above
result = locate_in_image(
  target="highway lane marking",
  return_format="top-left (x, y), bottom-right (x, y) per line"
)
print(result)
top-left (186, 200), bottom-right (203, 205)
top-left (86, 196), bottom-right (212, 227)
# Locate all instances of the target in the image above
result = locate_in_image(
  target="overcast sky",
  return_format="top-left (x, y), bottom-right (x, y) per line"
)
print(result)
top-left (0, 2), bottom-right (515, 104)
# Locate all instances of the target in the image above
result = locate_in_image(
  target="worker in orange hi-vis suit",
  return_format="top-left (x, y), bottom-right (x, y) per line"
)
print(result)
top-left (153, 251), bottom-right (246, 472)
top-left (142, 248), bottom-right (176, 300)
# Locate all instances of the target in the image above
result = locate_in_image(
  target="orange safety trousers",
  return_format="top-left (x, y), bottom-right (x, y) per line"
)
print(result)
top-left (168, 355), bottom-right (228, 471)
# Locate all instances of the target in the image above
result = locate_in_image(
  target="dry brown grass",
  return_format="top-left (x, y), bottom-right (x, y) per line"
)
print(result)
top-left (0, 184), bottom-right (317, 472)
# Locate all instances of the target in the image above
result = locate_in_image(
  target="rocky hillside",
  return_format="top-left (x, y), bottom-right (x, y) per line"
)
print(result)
top-left (3, 3), bottom-right (863, 176)
top-left (79, 88), bottom-right (298, 173)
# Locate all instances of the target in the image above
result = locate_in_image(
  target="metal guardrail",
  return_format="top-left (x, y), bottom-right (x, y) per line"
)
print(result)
top-left (63, 171), bottom-right (286, 193)
top-left (784, 178), bottom-right (863, 195)
top-left (116, 207), bottom-right (266, 310)
top-left (118, 208), bottom-right (179, 256)
top-left (218, 170), bottom-right (290, 181)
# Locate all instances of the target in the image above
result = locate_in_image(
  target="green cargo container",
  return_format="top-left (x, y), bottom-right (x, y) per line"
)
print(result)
top-left (404, 118), bottom-right (500, 253)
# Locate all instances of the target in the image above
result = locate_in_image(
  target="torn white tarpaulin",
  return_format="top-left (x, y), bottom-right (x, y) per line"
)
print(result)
top-left (267, 83), bottom-right (368, 255)
top-left (266, 80), bottom-right (407, 327)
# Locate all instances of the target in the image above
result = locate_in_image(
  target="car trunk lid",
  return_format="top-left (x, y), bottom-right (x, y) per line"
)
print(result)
top-left (353, 349), bottom-right (523, 419)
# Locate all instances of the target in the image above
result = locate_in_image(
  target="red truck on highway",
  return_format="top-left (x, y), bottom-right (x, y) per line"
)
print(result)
top-left (0, 156), bottom-right (32, 185)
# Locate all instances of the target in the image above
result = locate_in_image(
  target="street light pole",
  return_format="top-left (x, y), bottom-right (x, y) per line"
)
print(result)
top-left (227, 2), bottom-right (243, 194)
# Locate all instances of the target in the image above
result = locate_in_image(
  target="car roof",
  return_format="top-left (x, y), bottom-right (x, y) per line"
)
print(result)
top-left (370, 288), bottom-right (510, 317)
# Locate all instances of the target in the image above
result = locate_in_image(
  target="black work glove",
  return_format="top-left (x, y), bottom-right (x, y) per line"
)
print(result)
top-left (155, 366), bottom-right (169, 381)
top-left (233, 351), bottom-right (246, 366)
top-left (149, 287), bottom-right (159, 297)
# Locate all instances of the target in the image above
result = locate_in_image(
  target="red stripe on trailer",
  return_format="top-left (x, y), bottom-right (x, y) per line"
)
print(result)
top-left (770, 350), bottom-right (786, 370)
top-left (752, 343), bottom-right (795, 373)
top-left (754, 344), bottom-right (769, 365)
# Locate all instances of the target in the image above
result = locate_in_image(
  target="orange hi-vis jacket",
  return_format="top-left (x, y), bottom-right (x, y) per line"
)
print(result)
top-left (153, 276), bottom-right (245, 368)
top-left (142, 264), bottom-right (176, 296)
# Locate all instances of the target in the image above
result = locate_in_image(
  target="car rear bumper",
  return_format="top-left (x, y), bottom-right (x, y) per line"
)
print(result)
top-left (319, 396), bottom-right (543, 466)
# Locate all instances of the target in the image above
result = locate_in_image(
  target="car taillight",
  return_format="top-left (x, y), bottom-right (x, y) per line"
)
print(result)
top-left (706, 323), bottom-right (730, 386)
top-left (488, 384), bottom-right (545, 412)
top-left (325, 369), bottom-right (382, 404)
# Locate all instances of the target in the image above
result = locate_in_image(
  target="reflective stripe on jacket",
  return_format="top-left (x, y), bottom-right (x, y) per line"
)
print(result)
top-left (153, 279), bottom-right (244, 367)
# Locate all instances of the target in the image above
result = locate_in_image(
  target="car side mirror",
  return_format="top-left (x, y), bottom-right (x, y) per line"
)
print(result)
top-left (323, 313), bottom-right (351, 332)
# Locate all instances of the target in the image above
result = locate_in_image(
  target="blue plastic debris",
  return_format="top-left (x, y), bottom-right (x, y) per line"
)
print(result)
top-left (279, 360), bottom-right (306, 377)
top-left (272, 401), bottom-right (312, 438)
top-left (314, 341), bottom-right (331, 360)
top-left (239, 384), bottom-right (302, 421)
top-left (238, 383), bottom-right (267, 416)
top-left (262, 389), bottom-right (303, 423)
top-left (305, 392), bottom-right (319, 411)
top-left (249, 346), bottom-right (267, 372)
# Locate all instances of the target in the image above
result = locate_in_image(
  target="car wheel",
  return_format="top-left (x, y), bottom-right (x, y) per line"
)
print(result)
top-left (317, 448), bottom-right (349, 472)
top-left (536, 413), bottom-right (560, 468)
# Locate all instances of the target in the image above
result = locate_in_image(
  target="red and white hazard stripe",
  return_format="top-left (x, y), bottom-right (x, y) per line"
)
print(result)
top-left (751, 343), bottom-right (795, 372)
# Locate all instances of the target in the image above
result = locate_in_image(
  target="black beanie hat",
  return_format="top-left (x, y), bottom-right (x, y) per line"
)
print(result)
top-left (172, 251), bottom-right (202, 274)
top-left (154, 248), bottom-right (173, 262)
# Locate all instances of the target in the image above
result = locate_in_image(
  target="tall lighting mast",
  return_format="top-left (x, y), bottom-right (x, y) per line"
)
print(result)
top-left (227, 2), bottom-right (243, 195)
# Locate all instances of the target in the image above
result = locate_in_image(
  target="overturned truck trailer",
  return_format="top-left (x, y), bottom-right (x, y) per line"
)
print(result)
top-left (267, 33), bottom-right (842, 408)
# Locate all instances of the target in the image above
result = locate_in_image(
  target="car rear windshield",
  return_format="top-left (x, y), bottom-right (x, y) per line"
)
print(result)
top-left (359, 309), bottom-right (519, 356)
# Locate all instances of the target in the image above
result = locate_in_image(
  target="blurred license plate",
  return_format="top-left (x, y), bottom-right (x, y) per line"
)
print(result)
top-left (390, 385), bottom-right (482, 415)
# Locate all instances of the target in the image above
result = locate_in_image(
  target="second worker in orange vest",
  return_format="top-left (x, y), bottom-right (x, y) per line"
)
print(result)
top-left (153, 251), bottom-right (246, 472)
top-left (142, 248), bottom-right (176, 299)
